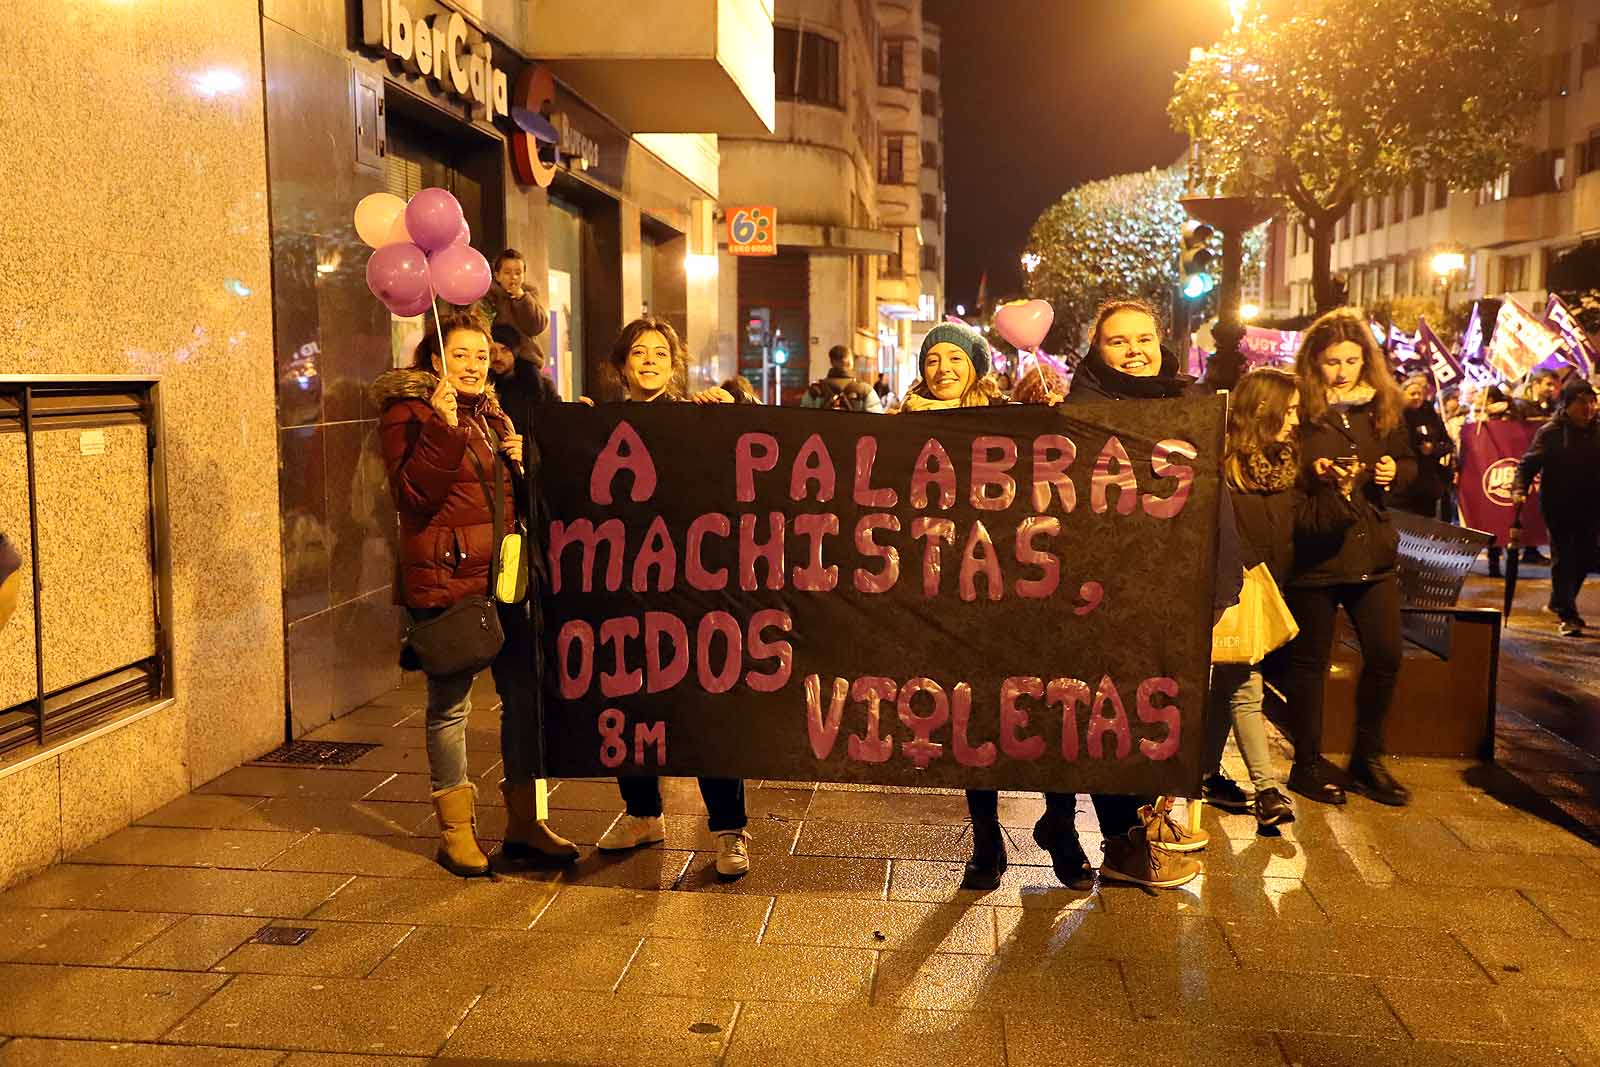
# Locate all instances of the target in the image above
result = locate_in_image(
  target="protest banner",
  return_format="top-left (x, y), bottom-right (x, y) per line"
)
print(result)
top-left (1488, 299), bottom-right (1562, 382)
top-left (1457, 419), bottom-right (1548, 546)
top-left (1415, 319), bottom-right (1464, 392)
top-left (532, 399), bottom-right (1225, 795)
top-left (1543, 294), bottom-right (1596, 378)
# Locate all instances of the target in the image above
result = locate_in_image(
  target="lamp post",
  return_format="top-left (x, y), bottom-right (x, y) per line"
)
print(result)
top-left (1431, 251), bottom-right (1466, 313)
top-left (1181, 195), bottom-right (1277, 389)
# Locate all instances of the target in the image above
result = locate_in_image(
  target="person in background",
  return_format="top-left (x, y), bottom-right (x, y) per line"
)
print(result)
top-left (1393, 373), bottom-right (1453, 519)
top-left (720, 376), bottom-right (762, 404)
top-left (1512, 368), bottom-right (1560, 422)
top-left (475, 249), bottom-right (550, 367)
top-left (1280, 308), bottom-right (1417, 808)
top-left (1207, 368), bottom-right (1358, 831)
top-left (0, 533), bottom-right (20, 631)
top-left (489, 322), bottom-right (559, 423)
top-left (1012, 362), bottom-right (1068, 406)
top-left (1438, 387), bottom-right (1464, 523)
top-left (590, 316), bottom-right (752, 879)
top-left (873, 372), bottom-right (896, 411)
top-left (1516, 377), bottom-right (1600, 636)
top-left (372, 311), bottom-right (579, 876)
top-left (802, 345), bottom-right (883, 412)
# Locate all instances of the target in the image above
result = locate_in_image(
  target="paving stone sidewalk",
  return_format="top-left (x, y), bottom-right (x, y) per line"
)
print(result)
top-left (1, 578), bottom-right (1598, 1066)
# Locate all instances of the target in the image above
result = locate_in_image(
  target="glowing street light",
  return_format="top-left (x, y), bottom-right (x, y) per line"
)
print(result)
top-left (1240, 303), bottom-right (1260, 321)
top-left (1020, 252), bottom-right (1042, 274)
top-left (1431, 251), bottom-right (1467, 312)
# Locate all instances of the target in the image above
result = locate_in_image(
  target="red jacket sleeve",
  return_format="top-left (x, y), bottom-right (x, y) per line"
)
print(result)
top-left (379, 399), bottom-right (469, 516)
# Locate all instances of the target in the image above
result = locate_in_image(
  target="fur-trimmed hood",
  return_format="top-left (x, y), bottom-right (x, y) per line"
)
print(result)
top-left (369, 368), bottom-right (501, 412)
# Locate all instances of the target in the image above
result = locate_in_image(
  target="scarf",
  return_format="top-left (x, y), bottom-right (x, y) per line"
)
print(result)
top-left (900, 392), bottom-right (966, 411)
top-left (1325, 383), bottom-right (1377, 411)
top-left (1077, 347), bottom-right (1193, 399)
top-left (1240, 442), bottom-right (1299, 493)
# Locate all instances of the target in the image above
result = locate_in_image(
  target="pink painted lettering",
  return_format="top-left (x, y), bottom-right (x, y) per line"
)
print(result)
top-left (791, 513), bottom-right (840, 591)
top-left (1031, 434), bottom-right (1077, 513)
top-left (852, 437), bottom-right (898, 508)
top-left (897, 678), bottom-right (949, 768)
top-left (790, 433), bottom-right (837, 503)
top-left (556, 620), bottom-right (594, 700)
top-left (852, 514), bottom-right (901, 594)
top-left (685, 513), bottom-right (731, 591)
top-left (999, 676), bottom-right (1048, 760)
top-left (644, 611), bottom-right (689, 694)
top-left (970, 436), bottom-right (1018, 511)
top-left (805, 674), bottom-right (849, 759)
top-left (909, 438), bottom-right (957, 509)
top-left (1090, 436), bottom-right (1139, 516)
top-left (951, 682), bottom-right (996, 767)
top-left (1014, 517), bottom-right (1061, 598)
top-left (738, 512), bottom-right (786, 591)
top-left (631, 515), bottom-right (677, 592)
top-left (734, 432), bottom-right (780, 503)
top-left (1144, 440), bottom-right (1197, 520)
top-left (695, 611), bottom-right (742, 694)
top-left (847, 676), bottom-right (897, 763)
top-left (1136, 676), bottom-right (1182, 760)
top-left (911, 517), bottom-right (956, 597)
top-left (547, 518), bottom-right (624, 593)
top-left (959, 519), bottom-right (1003, 602)
top-left (745, 609), bottom-right (794, 693)
top-left (589, 421), bottom-right (658, 505)
top-left (598, 616), bottom-right (642, 698)
top-left (1086, 675), bottom-right (1133, 759)
top-left (1047, 677), bottom-right (1091, 761)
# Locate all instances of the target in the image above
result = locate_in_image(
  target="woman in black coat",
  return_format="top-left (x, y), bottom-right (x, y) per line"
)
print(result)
top-left (1280, 309), bottom-right (1417, 807)
top-left (1392, 374), bottom-right (1453, 518)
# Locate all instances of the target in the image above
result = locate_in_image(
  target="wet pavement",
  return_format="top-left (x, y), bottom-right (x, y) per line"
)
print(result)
top-left (1, 581), bottom-right (1599, 1066)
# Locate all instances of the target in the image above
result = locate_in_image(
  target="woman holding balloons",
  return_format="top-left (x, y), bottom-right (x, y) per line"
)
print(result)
top-left (363, 188), bottom-right (577, 877)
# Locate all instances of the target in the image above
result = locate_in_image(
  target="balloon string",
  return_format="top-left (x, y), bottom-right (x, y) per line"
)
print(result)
top-left (429, 298), bottom-right (446, 359)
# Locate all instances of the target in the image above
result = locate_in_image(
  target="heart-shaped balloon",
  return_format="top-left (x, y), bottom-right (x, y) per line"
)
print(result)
top-left (993, 299), bottom-right (1054, 351)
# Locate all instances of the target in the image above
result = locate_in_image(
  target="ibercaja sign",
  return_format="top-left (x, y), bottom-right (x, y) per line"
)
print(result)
top-left (360, 0), bottom-right (509, 121)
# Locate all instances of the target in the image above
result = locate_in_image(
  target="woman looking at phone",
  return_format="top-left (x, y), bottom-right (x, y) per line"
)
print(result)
top-left (1279, 309), bottom-right (1417, 808)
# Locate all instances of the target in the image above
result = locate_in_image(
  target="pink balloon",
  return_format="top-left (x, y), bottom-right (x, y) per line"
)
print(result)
top-left (366, 243), bottom-right (431, 307)
top-left (452, 218), bottom-right (471, 247)
top-left (430, 243), bottom-right (492, 305)
top-left (405, 187), bottom-right (465, 253)
top-left (994, 299), bottom-right (1055, 351)
top-left (387, 291), bottom-right (436, 318)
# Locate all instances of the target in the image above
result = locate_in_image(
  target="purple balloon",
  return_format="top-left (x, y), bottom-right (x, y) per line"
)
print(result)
top-left (405, 187), bottom-right (465, 253)
top-left (452, 218), bottom-right (471, 247)
top-left (365, 243), bottom-right (431, 306)
top-left (386, 291), bottom-right (436, 318)
top-left (430, 243), bottom-right (493, 305)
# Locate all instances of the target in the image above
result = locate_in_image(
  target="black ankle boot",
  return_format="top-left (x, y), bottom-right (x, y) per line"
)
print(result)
top-left (1348, 756), bottom-right (1411, 807)
top-left (1287, 760), bottom-right (1347, 805)
top-left (961, 821), bottom-right (1007, 891)
top-left (1032, 814), bottom-right (1092, 889)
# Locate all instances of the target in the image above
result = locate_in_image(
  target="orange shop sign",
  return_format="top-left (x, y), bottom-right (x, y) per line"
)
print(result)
top-left (727, 206), bottom-right (777, 256)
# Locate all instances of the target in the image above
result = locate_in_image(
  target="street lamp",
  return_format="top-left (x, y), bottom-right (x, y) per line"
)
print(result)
top-left (1020, 252), bottom-right (1041, 274)
top-left (1240, 303), bottom-right (1260, 321)
top-left (1431, 251), bottom-right (1467, 312)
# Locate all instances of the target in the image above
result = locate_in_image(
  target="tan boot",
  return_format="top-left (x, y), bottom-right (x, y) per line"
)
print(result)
top-left (431, 783), bottom-right (490, 877)
top-left (500, 780), bottom-right (579, 866)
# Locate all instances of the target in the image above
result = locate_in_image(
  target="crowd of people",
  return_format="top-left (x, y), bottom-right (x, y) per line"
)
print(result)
top-left (371, 250), bottom-right (1594, 893)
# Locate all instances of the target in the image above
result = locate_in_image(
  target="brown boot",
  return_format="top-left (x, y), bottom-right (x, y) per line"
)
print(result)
top-left (500, 780), bottom-right (579, 866)
top-left (431, 783), bottom-right (490, 877)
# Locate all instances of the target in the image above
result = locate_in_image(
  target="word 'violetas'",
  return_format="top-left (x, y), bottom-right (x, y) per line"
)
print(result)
top-left (805, 673), bottom-right (1183, 768)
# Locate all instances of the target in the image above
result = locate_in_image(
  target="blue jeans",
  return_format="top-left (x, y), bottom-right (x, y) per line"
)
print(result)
top-left (1205, 663), bottom-right (1280, 793)
top-left (415, 601), bottom-right (540, 792)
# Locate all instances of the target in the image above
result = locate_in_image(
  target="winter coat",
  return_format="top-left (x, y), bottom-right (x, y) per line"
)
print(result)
top-left (1225, 445), bottom-right (1357, 587)
top-left (1290, 395), bottom-right (1417, 587)
top-left (372, 369), bottom-right (520, 610)
top-left (0, 533), bottom-right (18, 587)
top-left (491, 358), bottom-right (561, 440)
top-left (1393, 404), bottom-right (1453, 515)
top-left (1065, 346), bottom-right (1244, 614)
top-left (1516, 412), bottom-right (1600, 528)
top-left (475, 282), bottom-right (550, 366)
top-left (802, 368), bottom-right (884, 412)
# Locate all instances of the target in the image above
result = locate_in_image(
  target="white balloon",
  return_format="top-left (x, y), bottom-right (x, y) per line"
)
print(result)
top-left (354, 192), bottom-right (407, 250)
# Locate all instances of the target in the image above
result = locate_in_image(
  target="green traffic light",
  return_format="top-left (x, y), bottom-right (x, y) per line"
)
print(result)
top-left (1183, 274), bottom-right (1212, 299)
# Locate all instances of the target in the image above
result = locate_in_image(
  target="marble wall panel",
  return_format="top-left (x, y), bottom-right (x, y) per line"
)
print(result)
top-left (0, 760), bottom-right (61, 888)
top-left (0, 433), bottom-right (36, 712)
top-left (280, 425), bottom-right (330, 624)
top-left (0, 0), bottom-right (284, 788)
top-left (32, 425), bottom-right (157, 693)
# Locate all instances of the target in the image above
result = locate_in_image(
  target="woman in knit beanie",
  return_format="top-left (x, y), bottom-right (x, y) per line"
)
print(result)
top-left (900, 323), bottom-right (1005, 410)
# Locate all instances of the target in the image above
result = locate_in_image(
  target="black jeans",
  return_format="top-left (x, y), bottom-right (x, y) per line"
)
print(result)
top-left (1548, 516), bottom-right (1600, 621)
top-left (1282, 577), bottom-right (1403, 767)
top-left (618, 776), bottom-right (747, 833)
top-left (965, 789), bottom-right (1143, 839)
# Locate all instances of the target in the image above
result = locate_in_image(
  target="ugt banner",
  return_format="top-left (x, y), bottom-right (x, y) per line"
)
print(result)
top-left (532, 398), bottom-right (1225, 795)
top-left (1457, 419), bottom-right (1548, 546)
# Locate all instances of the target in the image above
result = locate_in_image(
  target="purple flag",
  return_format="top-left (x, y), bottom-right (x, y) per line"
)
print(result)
top-left (1458, 303), bottom-right (1497, 383)
top-left (1543, 293), bottom-right (1595, 378)
top-left (1416, 318), bottom-right (1464, 392)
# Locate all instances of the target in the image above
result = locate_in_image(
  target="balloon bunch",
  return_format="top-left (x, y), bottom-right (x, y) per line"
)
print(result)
top-left (353, 188), bottom-right (493, 317)
top-left (993, 299), bottom-right (1055, 381)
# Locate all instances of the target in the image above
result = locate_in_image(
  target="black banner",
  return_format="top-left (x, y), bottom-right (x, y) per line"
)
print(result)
top-left (533, 397), bottom-right (1224, 794)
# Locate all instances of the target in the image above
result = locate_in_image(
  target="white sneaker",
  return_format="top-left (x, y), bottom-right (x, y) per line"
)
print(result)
top-left (714, 830), bottom-right (751, 878)
top-left (596, 814), bottom-right (666, 852)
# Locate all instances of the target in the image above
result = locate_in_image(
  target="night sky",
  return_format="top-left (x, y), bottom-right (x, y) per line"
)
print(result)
top-left (924, 0), bottom-right (1231, 308)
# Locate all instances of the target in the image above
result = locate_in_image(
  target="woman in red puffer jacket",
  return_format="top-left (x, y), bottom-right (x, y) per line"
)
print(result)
top-left (372, 309), bottom-right (577, 877)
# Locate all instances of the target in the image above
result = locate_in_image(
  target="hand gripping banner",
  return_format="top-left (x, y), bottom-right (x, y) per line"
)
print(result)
top-left (532, 398), bottom-right (1225, 795)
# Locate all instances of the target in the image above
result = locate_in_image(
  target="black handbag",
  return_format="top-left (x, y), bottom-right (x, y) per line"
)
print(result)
top-left (402, 422), bottom-right (512, 677)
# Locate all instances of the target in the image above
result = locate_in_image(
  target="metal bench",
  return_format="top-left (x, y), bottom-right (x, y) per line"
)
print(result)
top-left (1391, 511), bottom-right (1495, 659)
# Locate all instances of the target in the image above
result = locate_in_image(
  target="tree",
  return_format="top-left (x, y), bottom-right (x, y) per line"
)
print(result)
top-left (1170, 0), bottom-right (1540, 313)
top-left (1023, 166), bottom-right (1261, 346)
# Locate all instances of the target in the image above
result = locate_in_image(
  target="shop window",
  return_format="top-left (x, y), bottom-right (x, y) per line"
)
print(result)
top-left (0, 382), bottom-right (170, 759)
top-left (880, 135), bottom-right (905, 185)
top-left (776, 27), bottom-right (842, 107)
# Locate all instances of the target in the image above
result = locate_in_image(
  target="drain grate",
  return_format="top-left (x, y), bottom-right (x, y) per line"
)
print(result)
top-left (254, 740), bottom-right (379, 766)
top-left (252, 925), bottom-right (315, 946)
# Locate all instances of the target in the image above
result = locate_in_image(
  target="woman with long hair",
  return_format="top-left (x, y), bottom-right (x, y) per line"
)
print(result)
top-left (1280, 308), bottom-right (1417, 807)
top-left (590, 316), bottom-right (753, 879)
top-left (1209, 368), bottom-right (1357, 830)
top-left (900, 323), bottom-right (1006, 410)
top-left (372, 310), bottom-right (579, 876)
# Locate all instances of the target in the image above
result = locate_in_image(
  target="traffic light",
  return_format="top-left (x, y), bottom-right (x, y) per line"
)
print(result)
top-left (1180, 221), bottom-right (1216, 301)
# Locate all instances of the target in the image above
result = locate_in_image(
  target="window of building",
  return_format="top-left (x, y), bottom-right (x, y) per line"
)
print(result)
top-left (1410, 178), bottom-right (1426, 216)
top-left (1354, 200), bottom-right (1366, 235)
top-left (921, 89), bottom-right (938, 116)
top-left (1555, 149), bottom-right (1568, 190)
top-left (880, 135), bottom-right (905, 185)
top-left (923, 47), bottom-right (940, 75)
top-left (922, 246), bottom-right (940, 271)
top-left (1493, 169), bottom-right (1511, 201)
top-left (1390, 189), bottom-right (1404, 225)
top-left (921, 193), bottom-right (938, 218)
top-left (1500, 254), bottom-right (1530, 292)
top-left (1433, 179), bottom-right (1449, 210)
top-left (1336, 214), bottom-right (1346, 241)
top-left (1583, 129), bottom-right (1600, 175)
top-left (775, 27), bottom-right (842, 107)
top-left (922, 140), bottom-right (938, 169)
top-left (879, 38), bottom-right (908, 87)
